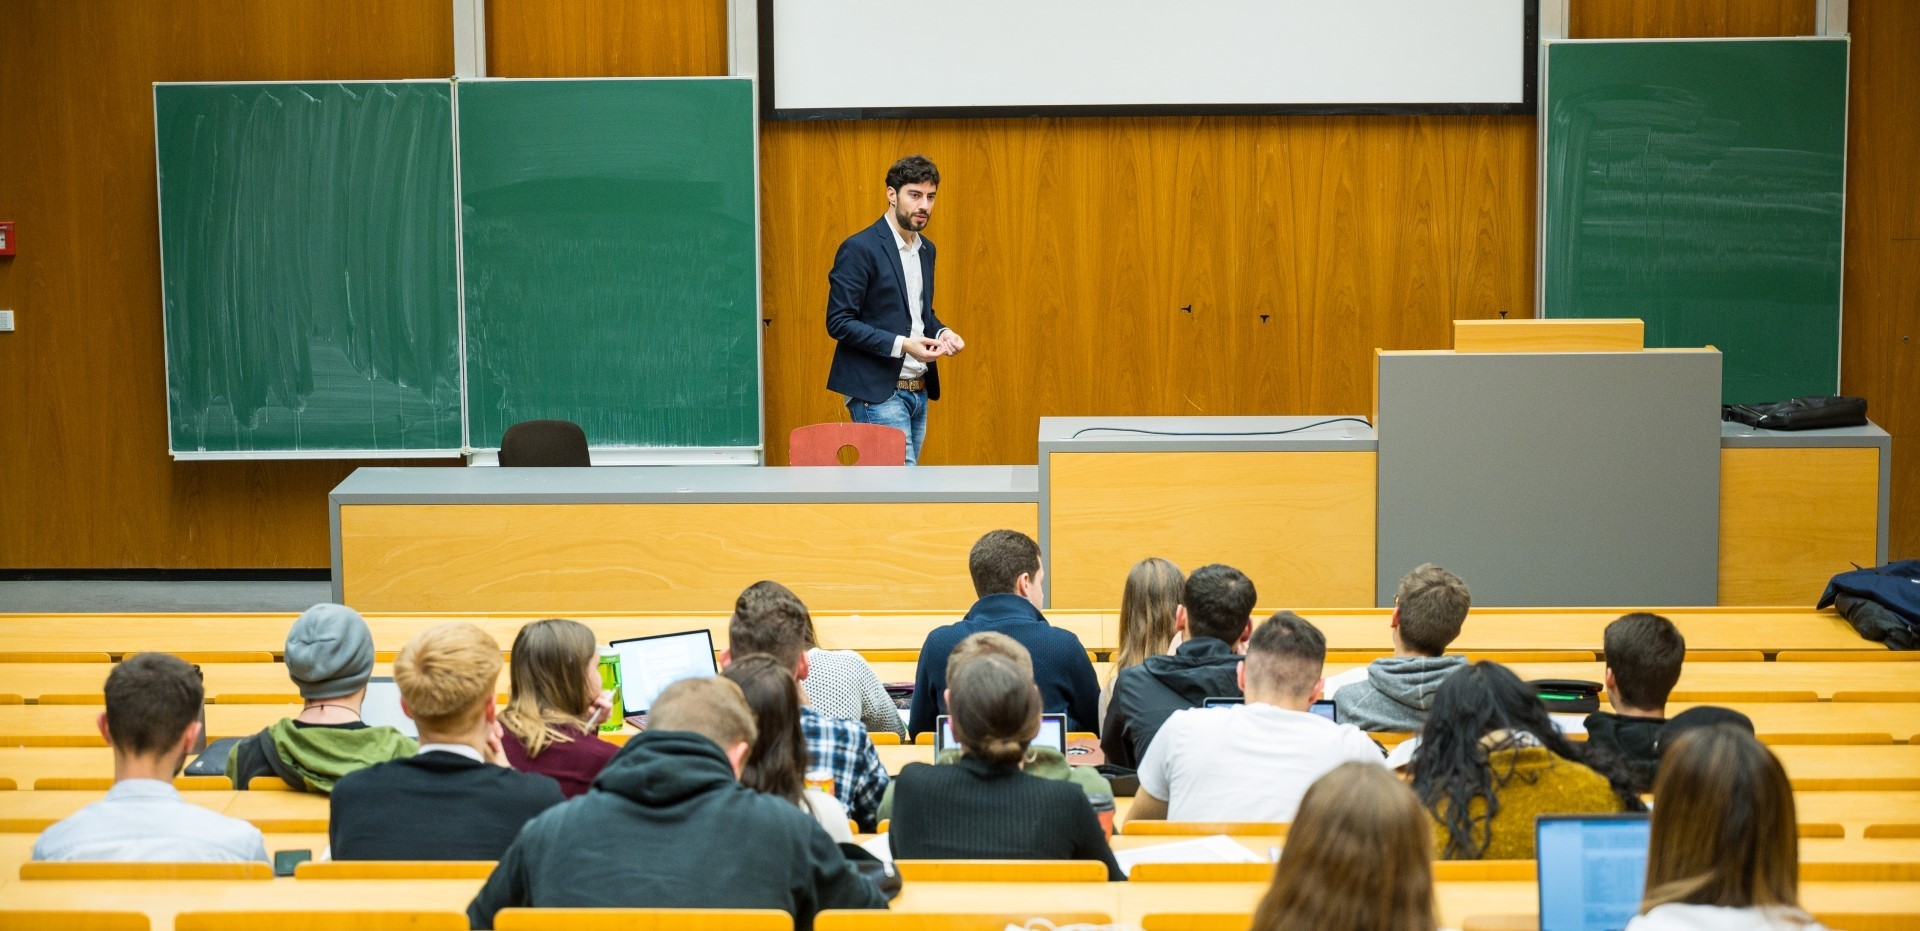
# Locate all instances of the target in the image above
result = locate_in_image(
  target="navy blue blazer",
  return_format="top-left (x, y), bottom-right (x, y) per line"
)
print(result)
top-left (825, 217), bottom-right (947, 404)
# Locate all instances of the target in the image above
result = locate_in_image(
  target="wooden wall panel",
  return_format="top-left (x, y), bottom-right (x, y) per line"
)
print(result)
top-left (1839, 0), bottom-right (1920, 562)
top-left (1572, 0), bottom-right (1816, 37)
top-left (0, 1), bottom-right (455, 569)
top-left (759, 116), bottom-right (1534, 465)
top-left (486, 0), bottom-right (726, 78)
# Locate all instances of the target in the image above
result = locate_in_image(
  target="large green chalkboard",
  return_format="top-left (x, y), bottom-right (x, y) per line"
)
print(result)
top-left (1542, 39), bottom-right (1848, 404)
top-left (156, 82), bottom-right (463, 455)
top-left (458, 79), bottom-right (761, 451)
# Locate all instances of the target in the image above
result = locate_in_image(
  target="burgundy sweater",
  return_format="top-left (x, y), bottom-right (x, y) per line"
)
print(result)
top-left (501, 724), bottom-right (620, 798)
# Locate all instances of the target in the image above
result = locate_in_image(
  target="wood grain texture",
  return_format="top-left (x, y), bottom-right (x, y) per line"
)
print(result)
top-left (1571, 0), bottom-right (1816, 37)
top-left (1839, 0), bottom-right (1920, 563)
top-left (760, 116), bottom-right (1536, 467)
top-left (0, 0), bottom-right (458, 569)
top-left (339, 502), bottom-right (1037, 613)
top-left (1453, 319), bottom-right (1644, 352)
top-left (485, 0), bottom-right (727, 78)
top-left (1719, 447), bottom-right (1882, 605)
top-left (1046, 451), bottom-right (1376, 609)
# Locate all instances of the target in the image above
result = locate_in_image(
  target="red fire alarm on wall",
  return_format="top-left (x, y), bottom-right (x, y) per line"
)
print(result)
top-left (0, 222), bottom-right (14, 256)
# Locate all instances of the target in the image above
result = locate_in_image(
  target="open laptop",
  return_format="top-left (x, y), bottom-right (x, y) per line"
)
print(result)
top-left (934, 712), bottom-right (1066, 755)
top-left (609, 630), bottom-right (720, 721)
top-left (360, 676), bottom-right (417, 738)
top-left (1536, 813), bottom-right (1652, 931)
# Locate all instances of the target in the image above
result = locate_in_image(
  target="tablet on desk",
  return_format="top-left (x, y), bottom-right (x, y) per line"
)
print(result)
top-left (361, 677), bottom-right (417, 738)
top-left (934, 712), bottom-right (1066, 756)
top-left (609, 630), bottom-right (720, 717)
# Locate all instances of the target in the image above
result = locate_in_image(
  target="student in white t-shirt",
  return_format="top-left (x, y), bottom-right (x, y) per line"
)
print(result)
top-left (1128, 611), bottom-right (1385, 825)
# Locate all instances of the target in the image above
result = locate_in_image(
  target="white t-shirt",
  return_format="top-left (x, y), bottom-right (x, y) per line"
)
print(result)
top-left (1136, 702), bottom-right (1387, 823)
top-left (1625, 905), bottom-right (1827, 931)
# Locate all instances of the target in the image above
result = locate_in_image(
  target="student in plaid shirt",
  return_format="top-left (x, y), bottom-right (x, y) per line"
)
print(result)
top-left (724, 581), bottom-right (889, 831)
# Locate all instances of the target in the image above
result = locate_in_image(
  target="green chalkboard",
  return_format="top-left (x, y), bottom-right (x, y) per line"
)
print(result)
top-left (457, 78), bottom-right (762, 451)
top-left (1541, 39), bottom-right (1848, 404)
top-left (156, 82), bottom-right (463, 455)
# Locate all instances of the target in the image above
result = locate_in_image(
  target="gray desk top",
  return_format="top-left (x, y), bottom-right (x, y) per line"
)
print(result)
top-left (330, 465), bottom-right (1040, 505)
top-left (1719, 419), bottom-right (1890, 448)
top-left (1037, 416), bottom-right (1378, 453)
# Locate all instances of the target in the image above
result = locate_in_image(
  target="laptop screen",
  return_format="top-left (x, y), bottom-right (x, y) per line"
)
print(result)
top-left (360, 677), bottom-right (418, 738)
top-left (1536, 814), bottom-right (1652, 931)
top-left (935, 713), bottom-right (1066, 755)
top-left (609, 630), bottom-right (720, 716)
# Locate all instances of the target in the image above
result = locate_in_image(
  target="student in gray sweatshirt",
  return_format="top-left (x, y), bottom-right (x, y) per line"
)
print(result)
top-left (1336, 564), bottom-right (1471, 732)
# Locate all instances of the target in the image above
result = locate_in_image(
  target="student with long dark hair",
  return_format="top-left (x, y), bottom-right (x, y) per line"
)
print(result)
top-left (1411, 661), bottom-right (1640, 859)
top-left (723, 655), bottom-right (854, 842)
top-left (889, 653), bottom-right (1123, 879)
top-left (1628, 727), bottom-right (1828, 930)
top-left (1249, 762), bottom-right (1437, 931)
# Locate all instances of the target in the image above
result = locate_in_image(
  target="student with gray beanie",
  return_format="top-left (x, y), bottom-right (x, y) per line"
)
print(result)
top-left (226, 604), bottom-right (415, 792)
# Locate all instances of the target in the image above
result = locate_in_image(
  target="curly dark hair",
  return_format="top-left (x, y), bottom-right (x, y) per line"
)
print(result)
top-left (1410, 661), bottom-right (1643, 859)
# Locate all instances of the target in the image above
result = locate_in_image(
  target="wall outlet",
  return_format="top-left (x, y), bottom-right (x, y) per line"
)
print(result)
top-left (0, 310), bottom-right (13, 332)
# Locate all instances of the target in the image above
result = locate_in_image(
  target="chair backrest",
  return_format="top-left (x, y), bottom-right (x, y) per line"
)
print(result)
top-left (294, 860), bottom-right (497, 879)
top-left (19, 861), bottom-right (271, 880)
top-left (1139, 916), bottom-right (1250, 931)
top-left (789, 423), bottom-right (906, 466)
top-left (816, 913), bottom-right (1116, 931)
top-left (493, 908), bottom-right (792, 930)
top-left (174, 912), bottom-right (468, 931)
top-left (499, 420), bottom-right (590, 467)
top-left (892, 860), bottom-right (1108, 882)
top-left (0, 912), bottom-right (150, 931)
top-left (1129, 862), bottom-right (1274, 883)
top-left (33, 777), bottom-right (229, 791)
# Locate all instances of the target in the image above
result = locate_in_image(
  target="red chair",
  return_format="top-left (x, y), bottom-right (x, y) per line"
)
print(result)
top-left (789, 422), bottom-right (906, 466)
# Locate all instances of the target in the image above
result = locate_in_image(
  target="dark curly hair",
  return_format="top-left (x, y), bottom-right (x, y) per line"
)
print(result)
top-left (1410, 662), bottom-right (1644, 859)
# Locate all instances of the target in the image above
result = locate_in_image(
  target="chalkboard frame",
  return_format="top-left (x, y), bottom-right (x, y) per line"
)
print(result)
top-left (154, 79), bottom-right (467, 461)
top-left (1534, 36), bottom-right (1850, 404)
top-left (154, 77), bottom-right (765, 463)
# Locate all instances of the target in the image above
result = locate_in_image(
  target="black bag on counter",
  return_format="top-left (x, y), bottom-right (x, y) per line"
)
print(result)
top-left (1723, 396), bottom-right (1867, 431)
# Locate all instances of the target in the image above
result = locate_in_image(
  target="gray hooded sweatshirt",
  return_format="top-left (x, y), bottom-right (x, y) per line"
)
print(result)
top-left (1335, 655), bottom-right (1468, 732)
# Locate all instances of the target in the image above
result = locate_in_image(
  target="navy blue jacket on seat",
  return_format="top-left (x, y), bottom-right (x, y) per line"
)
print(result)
top-left (907, 593), bottom-right (1102, 738)
top-left (825, 217), bottom-right (946, 404)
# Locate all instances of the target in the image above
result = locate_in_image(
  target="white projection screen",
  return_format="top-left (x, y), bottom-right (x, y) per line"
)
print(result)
top-left (763, 0), bottom-right (1537, 119)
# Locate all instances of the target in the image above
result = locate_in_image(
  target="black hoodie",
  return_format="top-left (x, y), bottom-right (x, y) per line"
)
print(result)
top-left (1100, 638), bottom-right (1243, 770)
top-left (467, 730), bottom-right (889, 930)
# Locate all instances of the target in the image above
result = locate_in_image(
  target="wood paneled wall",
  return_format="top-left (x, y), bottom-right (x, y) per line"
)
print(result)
top-left (0, 1), bottom-right (456, 569)
top-left (2, 0), bottom-right (1912, 568)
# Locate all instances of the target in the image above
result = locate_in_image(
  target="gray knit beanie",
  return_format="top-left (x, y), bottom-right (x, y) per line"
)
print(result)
top-left (285, 603), bottom-right (375, 700)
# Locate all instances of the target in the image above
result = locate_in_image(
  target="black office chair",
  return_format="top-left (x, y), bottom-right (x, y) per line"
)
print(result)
top-left (498, 420), bottom-right (590, 467)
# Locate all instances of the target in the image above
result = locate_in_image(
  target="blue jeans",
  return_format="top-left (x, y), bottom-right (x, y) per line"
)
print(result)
top-left (846, 388), bottom-right (927, 466)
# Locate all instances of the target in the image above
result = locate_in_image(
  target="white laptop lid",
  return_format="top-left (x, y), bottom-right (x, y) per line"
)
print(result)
top-left (935, 712), bottom-right (1066, 755)
top-left (1536, 814), bottom-right (1652, 931)
top-left (360, 677), bottom-right (418, 738)
top-left (609, 630), bottom-right (719, 716)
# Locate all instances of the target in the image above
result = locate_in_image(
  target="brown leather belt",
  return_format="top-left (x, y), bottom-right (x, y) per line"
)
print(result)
top-left (897, 378), bottom-right (926, 392)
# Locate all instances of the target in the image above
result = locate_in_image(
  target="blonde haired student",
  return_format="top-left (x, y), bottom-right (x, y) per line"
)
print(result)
top-left (498, 618), bottom-right (618, 797)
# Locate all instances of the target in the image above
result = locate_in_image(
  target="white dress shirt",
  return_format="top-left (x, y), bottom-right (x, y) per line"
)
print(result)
top-left (884, 214), bottom-right (945, 380)
top-left (32, 779), bottom-right (269, 863)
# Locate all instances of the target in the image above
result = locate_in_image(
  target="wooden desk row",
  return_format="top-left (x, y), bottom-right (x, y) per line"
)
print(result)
top-left (8, 659), bottom-right (1920, 704)
top-left (0, 606), bottom-right (1889, 657)
top-left (1, 875), bottom-right (1916, 931)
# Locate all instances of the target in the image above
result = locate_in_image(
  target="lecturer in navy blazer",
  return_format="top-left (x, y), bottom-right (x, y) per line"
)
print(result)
top-left (824, 155), bottom-right (965, 465)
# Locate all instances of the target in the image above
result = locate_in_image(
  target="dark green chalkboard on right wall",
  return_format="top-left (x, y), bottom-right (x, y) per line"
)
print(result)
top-left (1541, 38), bottom-right (1848, 404)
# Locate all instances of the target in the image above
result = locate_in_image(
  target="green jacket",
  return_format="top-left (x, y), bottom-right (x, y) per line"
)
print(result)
top-left (876, 746), bottom-right (1111, 822)
top-left (226, 719), bottom-right (416, 794)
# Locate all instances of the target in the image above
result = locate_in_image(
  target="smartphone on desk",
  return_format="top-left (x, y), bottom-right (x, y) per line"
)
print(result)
top-left (273, 849), bottom-right (312, 877)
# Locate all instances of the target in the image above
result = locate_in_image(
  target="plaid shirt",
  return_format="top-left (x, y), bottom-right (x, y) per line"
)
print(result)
top-left (801, 706), bottom-right (888, 830)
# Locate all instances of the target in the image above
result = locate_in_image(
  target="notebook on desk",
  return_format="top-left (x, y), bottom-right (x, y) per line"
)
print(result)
top-left (1536, 813), bottom-right (1651, 931)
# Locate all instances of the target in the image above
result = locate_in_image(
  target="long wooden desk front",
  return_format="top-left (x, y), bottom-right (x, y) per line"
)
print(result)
top-left (331, 466), bottom-right (1041, 614)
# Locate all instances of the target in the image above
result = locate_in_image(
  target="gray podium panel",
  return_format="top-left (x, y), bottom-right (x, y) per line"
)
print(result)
top-left (1376, 352), bottom-right (1722, 607)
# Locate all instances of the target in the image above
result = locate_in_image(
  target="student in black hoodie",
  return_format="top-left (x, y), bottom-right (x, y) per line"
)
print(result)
top-left (467, 675), bottom-right (888, 930)
top-left (1101, 564), bottom-right (1256, 770)
top-left (1584, 612), bottom-right (1686, 792)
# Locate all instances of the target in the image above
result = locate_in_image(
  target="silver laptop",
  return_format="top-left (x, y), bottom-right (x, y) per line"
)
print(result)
top-left (360, 676), bottom-right (417, 738)
top-left (934, 712), bottom-right (1066, 755)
